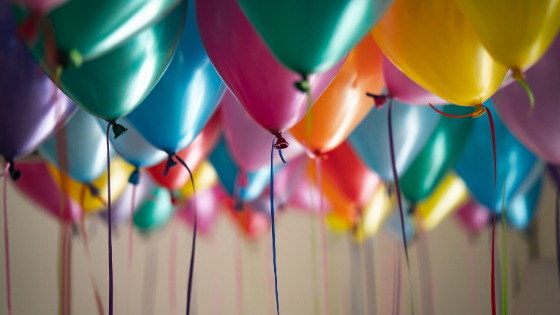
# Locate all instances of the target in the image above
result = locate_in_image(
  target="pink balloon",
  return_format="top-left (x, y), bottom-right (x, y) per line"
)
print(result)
top-left (196, 0), bottom-right (343, 135)
top-left (12, 0), bottom-right (68, 13)
top-left (177, 186), bottom-right (226, 235)
top-left (287, 173), bottom-right (332, 214)
top-left (12, 160), bottom-right (81, 222)
top-left (455, 199), bottom-right (490, 236)
top-left (493, 35), bottom-right (560, 164)
top-left (221, 90), bottom-right (304, 171)
top-left (383, 57), bottom-right (448, 105)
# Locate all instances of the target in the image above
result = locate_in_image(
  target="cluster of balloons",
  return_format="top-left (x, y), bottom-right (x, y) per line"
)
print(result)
top-left (3, 0), bottom-right (560, 314)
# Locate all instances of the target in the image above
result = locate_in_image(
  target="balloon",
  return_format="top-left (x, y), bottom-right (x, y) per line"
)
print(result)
top-left (356, 183), bottom-right (393, 240)
top-left (0, 3), bottom-right (76, 169)
top-left (178, 161), bottom-right (218, 200)
top-left (126, 0), bottom-right (225, 154)
top-left (209, 138), bottom-right (282, 202)
top-left (455, 199), bottom-right (491, 236)
top-left (453, 0), bottom-right (560, 71)
top-left (224, 201), bottom-right (271, 240)
top-left (147, 111), bottom-right (221, 190)
top-left (493, 35), bottom-right (560, 164)
top-left (348, 100), bottom-right (440, 182)
top-left (98, 174), bottom-right (154, 226)
top-left (385, 211), bottom-right (416, 243)
top-left (97, 118), bottom-right (167, 170)
top-left (400, 106), bottom-right (474, 203)
top-left (14, 2), bottom-right (187, 122)
top-left (267, 156), bottom-right (307, 207)
top-left (13, 0), bottom-right (183, 62)
top-left (372, 0), bottom-right (507, 106)
top-left (12, 0), bottom-right (68, 14)
top-left (196, 0), bottom-right (343, 135)
top-left (455, 101), bottom-right (541, 214)
top-left (177, 186), bottom-right (226, 235)
top-left (326, 213), bottom-right (353, 233)
top-left (39, 109), bottom-right (112, 183)
top-left (133, 187), bottom-right (174, 232)
top-left (48, 157), bottom-right (134, 213)
top-left (287, 173), bottom-right (331, 214)
top-left (290, 34), bottom-right (384, 155)
top-left (383, 57), bottom-right (448, 105)
top-left (507, 176), bottom-right (542, 230)
top-left (415, 173), bottom-right (469, 231)
top-left (236, 0), bottom-right (393, 75)
top-left (12, 159), bottom-right (81, 222)
top-left (221, 90), bottom-right (304, 171)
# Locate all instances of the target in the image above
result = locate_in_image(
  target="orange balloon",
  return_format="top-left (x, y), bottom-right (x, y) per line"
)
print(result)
top-left (290, 34), bottom-right (384, 155)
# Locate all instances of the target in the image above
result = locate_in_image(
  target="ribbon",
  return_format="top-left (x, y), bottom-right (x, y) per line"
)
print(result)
top-left (169, 220), bottom-right (178, 315)
top-left (315, 158), bottom-right (330, 315)
top-left (105, 124), bottom-right (114, 315)
top-left (3, 163), bottom-right (11, 315)
top-left (547, 165), bottom-right (560, 297)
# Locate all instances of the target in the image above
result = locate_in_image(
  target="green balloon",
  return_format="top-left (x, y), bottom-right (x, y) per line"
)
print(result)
top-left (133, 188), bottom-right (174, 232)
top-left (13, 1), bottom-right (187, 121)
top-left (236, 0), bottom-right (393, 75)
top-left (400, 106), bottom-right (474, 203)
top-left (14, 0), bottom-right (183, 61)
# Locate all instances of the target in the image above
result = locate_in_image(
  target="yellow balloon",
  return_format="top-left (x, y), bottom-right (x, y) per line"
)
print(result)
top-left (179, 161), bottom-right (218, 199)
top-left (326, 213), bottom-right (352, 233)
top-left (453, 0), bottom-right (560, 71)
top-left (372, 0), bottom-right (508, 106)
top-left (48, 157), bottom-right (134, 213)
top-left (352, 183), bottom-right (393, 242)
top-left (416, 173), bottom-right (469, 231)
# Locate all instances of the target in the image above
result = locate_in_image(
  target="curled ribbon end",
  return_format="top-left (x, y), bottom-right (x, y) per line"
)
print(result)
top-left (110, 122), bottom-right (128, 139)
top-left (294, 74), bottom-right (309, 93)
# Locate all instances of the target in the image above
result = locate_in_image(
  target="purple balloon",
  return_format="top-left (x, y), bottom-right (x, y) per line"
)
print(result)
top-left (455, 199), bottom-right (490, 236)
top-left (0, 3), bottom-right (76, 164)
top-left (177, 186), bottom-right (226, 235)
top-left (493, 35), bottom-right (560, 164)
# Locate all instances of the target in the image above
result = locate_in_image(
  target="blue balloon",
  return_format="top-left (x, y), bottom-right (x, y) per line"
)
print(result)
top-left (506, 161), bottom-right (544, 230)
top-left (348, 99), bottom-right (441, 182)
top-left (126, 0), bottom-right (226, 154)
top-left (209, 138), bottom-right (282, 202)
top-left (96, 118), bottom-right (167, 168)
top-left (39, 109), bottom-right (113, 183)
top-left (454, 100), bottom-right (540, 214)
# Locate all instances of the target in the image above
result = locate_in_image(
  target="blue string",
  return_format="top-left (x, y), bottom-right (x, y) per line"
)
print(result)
top-left (270, 137), bottom-right (280, 315)
top-left (278, 150), bottom-right (286, 164)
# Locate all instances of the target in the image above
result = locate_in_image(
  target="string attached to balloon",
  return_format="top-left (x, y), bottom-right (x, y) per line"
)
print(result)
top-left (314, 158), bottom-right (330, 315)
top-left (105, 124), bottom-right (115, 315)
top-left (547, 165), bottom-right (560, 295)
top-left (2, 163), bottom-right (12, 315)
top-left (127, 180), bottom-right (137, 314)
top-left (308, 180), bottom-right (320, 315)
top-left (169, 220), bottom-right (178, 315)
top-left (428, 102), bottom-right (498, 315)
top-left (510, 70), bottom-right (535, 117)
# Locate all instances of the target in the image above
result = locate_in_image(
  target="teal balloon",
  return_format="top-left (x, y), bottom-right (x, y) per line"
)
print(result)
top-left (507, 168), bottom-right (543, 230)
top-left (13, 0), bottom-right (182, 62)
top-left (455, 101), bottom-right (540, 214)
top-left (13, 1), bottom-right (187, 121)
top-left (348, 99), bottom-right (441, 182)
top-left (399, 105), bottom-right (474, 202)
top-left (209, 138), bottom-right (281, 201)
top-left (133, 187), bottom-right (174, 232)
top-left (38, 109), bottom-right (113, 183)
top-left (126, 0), bottom-right (225, 153)
top-left (236, 0), bottom-right (393, 74)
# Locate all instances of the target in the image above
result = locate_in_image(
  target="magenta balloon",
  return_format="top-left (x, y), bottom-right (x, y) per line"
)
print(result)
top-left (12, 0), bottom-right (69, 13)
top-left (196, 0), bottom-right (343, 135)
top-left (12, 160), bottom-right (82, 222)
top-left (384, 57), bottom-right (448, 105)
top-left (221, 90), bottom-right (304, 171)
top-left (177, 186), bottom-right (226, 235)
top-left (493, 36), bottom-right (560, 164)
top-left (455, 199), bottom-right (490, 236)
top-left (287, 173), bottom-right (332, 214)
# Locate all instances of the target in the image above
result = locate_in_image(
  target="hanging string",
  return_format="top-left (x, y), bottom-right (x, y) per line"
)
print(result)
top-left (358, 226), bottom-right (369, 315)
top-left (548, 165), bottom-right (560, 295)
top-left (391, 247), bottom-right (398, 315)
top-left (511, 70), bottom-right (535, 117)
top-left (308, 179), bottom-right (320, 315)
top-left (63, 223), bottom-right (73, 315)
top-left (315, 158), bottom-right (330, 315)
top-left (173, 154), bottom-right (197, 315)
top-left (417, 232), bottom-right (436, 315)
top-left (429, 103), bottom-right (498, 315)
top-left (235, 232), bottom-right (243, 315)
top-left (105, 124), bottom-right (114, 315)
top-left (128, 183), bottom-right (137, 289)
top-left (3, 163), bottom-right (11, 315)
top-left (465, 237), bottom-right (482, 315)
top-left (169, 220), bottom-right (178, 315)
top-left (500, 172), bottom-right (509, 315)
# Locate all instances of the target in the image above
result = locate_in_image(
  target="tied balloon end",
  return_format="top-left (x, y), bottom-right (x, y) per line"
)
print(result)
top-left (109, 121), bottom-right (127, 139)
top-left (366, 93), bottom-right (388, 109)
top-left (274, 133), bottom-right (288, 164)
top-left (87, 183), bottom-right (100, 198)
top-left (471, 105), bottom-right (486, 118)
top-left (294, 75), bottom-right (309, 93)
top-left (512, 70), bottom-right (535, 117)
top-left (128, 167), bottom-right (140, 185)
top-left (163, 154), bottom-right (178, 176)
top-left (6, 159), bottom-right (21, 182)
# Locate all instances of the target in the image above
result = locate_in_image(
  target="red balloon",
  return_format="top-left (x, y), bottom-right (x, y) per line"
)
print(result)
top-left (147, 111), bottom-right (221, 190)
top-left (224, 199), bottom-right (271, 240)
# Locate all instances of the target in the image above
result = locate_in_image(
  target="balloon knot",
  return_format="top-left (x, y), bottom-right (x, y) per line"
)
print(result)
top-left (511, 69), bottom-right (535, 117)
top-left (87, 183), bottom-right (100, 197)
top-left (274, 133), bottom-right (289, 150)
top-left (366, 93), bottom-right (388, 109)
top-left (511, 69), bottom-right (525, 81)
top-left (128, 167), bottom-right (140, 185)
top-left (471, 105), bottom-right (486, 118)
top-left (6, 159), bottom-right (21, 182)
top-left (294, 75), bottom-right (309, 92)
top-left (109, 121), bottom-right (128, 139)
top-left (163, 154), bottom-right (177, 176)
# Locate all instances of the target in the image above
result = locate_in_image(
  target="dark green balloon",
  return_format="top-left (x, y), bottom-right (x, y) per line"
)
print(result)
top-left (400, 106), bottom-right (474, 203)
top-left (15, 0), bottom-right (183, 61)
top-left (133, 187), bottom-right (174, 232)
top-left (13, 1), bottom-right (187, 121)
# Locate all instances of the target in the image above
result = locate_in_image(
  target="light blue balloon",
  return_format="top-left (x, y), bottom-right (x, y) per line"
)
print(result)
top-left (209, 138), bottom-right (282, 202)
top-left (39, 109), bottom-right (113, 183)
top-left (454, 101), bottom-right (540, 214)
top-left (348, 100), bottom-right (441, 182)
top-left (506, 161), bottom-right (544, 230)
top-left (126, 0), bottom-right (226, 154)
top-left (96, 118), bottom-right (167, 168)
top-left (133, 187), bottom-right (174, 232)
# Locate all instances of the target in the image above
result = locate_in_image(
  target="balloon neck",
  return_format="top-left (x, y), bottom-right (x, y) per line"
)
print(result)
top-left (162, 154), bottom-right (178, 176)
top-left (471, 105), bottom-right (486, 118)
top-left (274, 133), bottom-right (289, 150)
top-left (5, 159), bottom-right (21, 182)
top-left (109, 121), bottom-right (128, 139)
top-left (512, 69), bottom-right (525, 81)
top-left (128, 167), bottom-right (140, 185)
top-left (294, 75), bottom-right (309, 92)
top-left (511, 69), bottom-right (535, 117)
top-left (87, 184), bottom-right (100, 197)
top-left (366, 93), bottom-right (388, 109)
